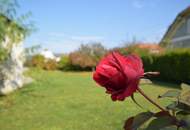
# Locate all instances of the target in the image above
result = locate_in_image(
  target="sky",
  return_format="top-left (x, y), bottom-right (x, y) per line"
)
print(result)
top-left (17, 0), bottom-right (190, 53)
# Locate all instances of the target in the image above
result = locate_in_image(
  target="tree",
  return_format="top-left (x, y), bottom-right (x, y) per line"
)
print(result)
top-left (69, 42), bottom-right (107, 70)
top-left (0, 0), bottom-right (34, 61)
top-left (0, 0), bottom-right (34, 95)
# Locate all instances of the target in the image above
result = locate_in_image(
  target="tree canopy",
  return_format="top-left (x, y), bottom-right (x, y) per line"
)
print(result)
top-left (0, 0), bottom-right (33, 61)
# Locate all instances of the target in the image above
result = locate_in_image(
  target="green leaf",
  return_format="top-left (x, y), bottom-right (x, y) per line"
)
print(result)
top-left (124, 112), bottom-right (153, 130)
top-left (146, 116), bottom-right (175, 130)
top-left (166, 102), bottom-right (181, 111)
top-left (132, 112), bottom-right (154, 129)
top-left (177, 111), bottom-right (190, 116)
top-left (124, 117), bottom-right (134, 130)
top-left (154, 111), bottom-right (171, 117)
top-left (167, 102), bottom-right (190, 112)
top-left (158, 90), bottom-right (181, 99)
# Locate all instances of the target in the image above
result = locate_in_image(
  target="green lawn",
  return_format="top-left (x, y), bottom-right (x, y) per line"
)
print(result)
top-left (0, 69), bottom-right (179, 130)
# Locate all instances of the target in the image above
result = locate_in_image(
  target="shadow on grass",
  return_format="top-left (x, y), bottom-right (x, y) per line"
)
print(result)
top-left (151, 80), bottom-right (181, 89)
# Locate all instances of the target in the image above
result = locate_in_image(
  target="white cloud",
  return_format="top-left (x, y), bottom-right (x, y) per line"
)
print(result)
top-left (132, 0), bottom-right (144, 9)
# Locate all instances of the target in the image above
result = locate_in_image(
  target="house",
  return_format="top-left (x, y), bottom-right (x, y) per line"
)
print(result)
top-left (160, 6), bottom-right (190, 47)
top-left (40, 49), bottom-right (60, 62)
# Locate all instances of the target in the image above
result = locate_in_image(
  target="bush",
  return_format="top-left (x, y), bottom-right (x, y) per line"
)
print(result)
top-left (31, 54), bottom-right (45, 68)
top-left (30, 54), bottom-right (57, 70)
top-left (114, 44), bottom-right (155, 57)
top-left (69, 52), bottom-right (96, 70)
top-left (58, 55), bottom-right (83, 71)
top-left (59, 43), bottom-right (107, 71)
top-left (44, 59), bottom-right (57, 70)
top-left (142, 49), bottom-right (190, 83)
top-left (58, 55), bottom-right (70, 70)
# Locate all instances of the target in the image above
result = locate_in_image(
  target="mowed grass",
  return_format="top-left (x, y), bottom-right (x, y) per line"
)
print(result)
top-left (0, 69), bottom-right (179, 130)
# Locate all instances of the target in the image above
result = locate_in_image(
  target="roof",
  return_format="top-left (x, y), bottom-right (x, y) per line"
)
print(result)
top-left (135, 43), bottom-right (162, 50)
top-left (160, 6), bottom-right (190, 46)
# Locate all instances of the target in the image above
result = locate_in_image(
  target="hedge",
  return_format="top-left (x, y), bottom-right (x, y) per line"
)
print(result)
top-left (142, 49), bottom-right (190, 84)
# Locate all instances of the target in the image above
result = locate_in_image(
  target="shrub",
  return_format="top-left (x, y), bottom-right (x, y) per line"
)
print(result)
top-left (62, 43), bottom-right (107, 71)
top-left (142, 49), bottom-right (190, 83)
top-left (58, 55), bottom-right (71, 71)
top-left (28, 54), bottom-right (57, 70)
top-left (31, 54), bottom-right (45, 68)
top-left (44, 59), bottom-right (57, 70)
top-left (113, 46), bottom-right (148, 56)
top-left (69, 52), bottom-right (96, 69)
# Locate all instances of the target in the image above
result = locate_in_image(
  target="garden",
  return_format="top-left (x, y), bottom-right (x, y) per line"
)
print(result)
top-left (0, 69), bottom-right (179, 130)
top-left (1, 0), bottom-right (190, 130)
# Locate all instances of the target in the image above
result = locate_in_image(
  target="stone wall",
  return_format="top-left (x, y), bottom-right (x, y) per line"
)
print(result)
top-left (0, 37), bottom-right (30, 95)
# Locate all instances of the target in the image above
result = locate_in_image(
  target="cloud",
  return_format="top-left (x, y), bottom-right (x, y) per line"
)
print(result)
top-left (132, 0), bottom-right (144, 9)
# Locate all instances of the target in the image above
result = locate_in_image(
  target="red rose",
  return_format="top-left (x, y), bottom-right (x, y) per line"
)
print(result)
top-left (93, 52), bottom-right (144, 101)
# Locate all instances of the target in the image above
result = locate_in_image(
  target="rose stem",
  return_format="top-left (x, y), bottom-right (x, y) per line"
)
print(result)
top-left (137, 87), bottom-right (166, 111)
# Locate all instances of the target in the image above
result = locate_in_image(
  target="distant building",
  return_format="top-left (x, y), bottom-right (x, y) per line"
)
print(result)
top-left (160, 6), bottom-right (190, 47)
top-left (40, 49), bottom-right (60, 62)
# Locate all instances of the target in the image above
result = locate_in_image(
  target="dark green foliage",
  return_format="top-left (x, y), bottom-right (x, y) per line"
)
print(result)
top-left (142, 49), bottom-right (190, 83)
top-left (124, 112), bottom-right (154, 130)
top-left (124, 83), bottom-right (190, 130)
top-left (145, 116), bottom-right (176, 130)
top-left (58, 55), bottom-right (70, 70)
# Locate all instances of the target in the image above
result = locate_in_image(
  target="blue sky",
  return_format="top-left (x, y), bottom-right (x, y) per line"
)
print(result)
top-left (18, 0), bottom-right (190, 53)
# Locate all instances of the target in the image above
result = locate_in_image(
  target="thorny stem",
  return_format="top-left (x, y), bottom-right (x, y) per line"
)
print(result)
top-left (138, 72), bottom-right (182, 127)
top-left (137, 87), bottom-right (166, 111)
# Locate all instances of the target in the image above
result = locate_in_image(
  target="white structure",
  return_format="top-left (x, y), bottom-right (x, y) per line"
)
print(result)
top-left (0, 37), bottom-right (32, 95)
top-left (40, 49), bottom-right (60, 62)
top-left (0, 15), bottom-right (32, 95)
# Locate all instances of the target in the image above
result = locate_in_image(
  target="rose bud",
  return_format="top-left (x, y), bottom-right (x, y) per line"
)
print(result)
top-left (93, 52), bottom-right (144, 101)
